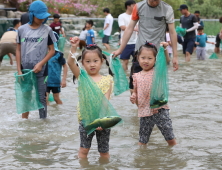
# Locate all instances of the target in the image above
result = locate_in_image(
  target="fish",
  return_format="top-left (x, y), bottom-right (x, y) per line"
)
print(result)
top-left (84, 116), bottom-right (122, 132)
top-left (150, 99), bottom-right (168, 109)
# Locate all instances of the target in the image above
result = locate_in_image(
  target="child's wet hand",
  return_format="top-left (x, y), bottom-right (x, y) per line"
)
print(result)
top-left (70, 36), bottom-right (80, 47)
top-left (130, 93), bottom-right (137, 104)
top-left (160, 42), bottom-right (168, 48)
top-left (33, 62), bottom-right (43, 73)
top-left (61, 79), bottom-right (66, 88)
top-left (96, 127), bottom-right (103, 131)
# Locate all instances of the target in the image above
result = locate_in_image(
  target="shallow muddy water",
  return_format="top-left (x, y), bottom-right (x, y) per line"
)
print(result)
top-left (0, 41), bottom-right (222, 169)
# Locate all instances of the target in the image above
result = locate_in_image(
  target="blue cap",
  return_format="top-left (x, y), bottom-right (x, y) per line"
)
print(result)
top-left (28, 0), bottom-right (50, 25)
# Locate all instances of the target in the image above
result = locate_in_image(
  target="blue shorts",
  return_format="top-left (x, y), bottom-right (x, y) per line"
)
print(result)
top-left (120, 44), bottom-right (135, 60)
top-left (183, 38), bottom-right (196, 55)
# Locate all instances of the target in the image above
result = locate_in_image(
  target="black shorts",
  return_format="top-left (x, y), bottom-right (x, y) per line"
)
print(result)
top-left (183, 38), bottom-right (196, 55)
top-left (102, 35), bottom-right (110, 44)
top-left (46, 87), bottom-right (61, 93)
top-left (215, 33), bottom-right (221, 48)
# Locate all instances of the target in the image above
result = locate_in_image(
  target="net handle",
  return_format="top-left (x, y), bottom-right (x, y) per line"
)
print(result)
top-left (69, 51), bottom-right (81, 69)
top-left (15, 69), bottom-right (33, 77)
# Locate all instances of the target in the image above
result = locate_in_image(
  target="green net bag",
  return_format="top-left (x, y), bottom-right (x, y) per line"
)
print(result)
top-left (176, 26), bottom-right (187, 37)
top-left (14, 69), bottom-right (44, 114)
top-left (150, 46), bottom-right (169, 109)
top-left (59, 34), bottom-right (66, 52)
top-left (99, 30), bottom-right (105, 38)
top-left (102, 51), bottom-right (129, 96)
top-left (3, 55), bottom-right (9, 60)
top-left (78, 68), bottom-right (122, 135)
top-left (209, 52), bottom-right (218, 59)
top-left (49, 93), bottom-right (55, 102)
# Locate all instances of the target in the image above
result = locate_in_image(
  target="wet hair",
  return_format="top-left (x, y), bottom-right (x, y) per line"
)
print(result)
top-left (73, 44), bottom-right (114, 83)
top-left (86, 20), bottom-right (93, 27)
top-left (13, 19), bottom-right (20, 27)
top-left (219, 17), bottom-right (222, 23)
top-left (103, 8), bottom-right (110, 13)
top-left (195, 11), bottom-right (200, 14)
top-left (125, 0), bottom-right (136, 9)
top-left (131, 42), bottom-right (157, 73)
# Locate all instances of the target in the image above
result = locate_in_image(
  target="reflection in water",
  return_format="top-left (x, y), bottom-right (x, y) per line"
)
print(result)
top-left (0, 44), bottom-right (222, 169)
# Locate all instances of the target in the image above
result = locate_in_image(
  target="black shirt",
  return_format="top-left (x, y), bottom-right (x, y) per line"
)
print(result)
top-left (180, 14), bottom-right (198, 39)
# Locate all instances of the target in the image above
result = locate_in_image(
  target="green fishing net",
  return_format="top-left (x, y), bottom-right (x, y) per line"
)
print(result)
top-left (14, 69), bottom-right (44, 114)
top-left (59, 34), bottom-right (66, 52)
top-left (150, 46), bottom-right (169, 109)
top-left (209, 52), bottom-right (218, 59)
top-left (78, 68), bottom-right (122, 135)
top-left (102, 51), bottom-right (129, 96)
top-left (99, 30), bottom-right (112, 40)
top-left (49, 93), bottom-right (55, 102)
top-left (99, 30), bottom-right (104, 38)
top-left (176, 26), bottom-right (187, 37)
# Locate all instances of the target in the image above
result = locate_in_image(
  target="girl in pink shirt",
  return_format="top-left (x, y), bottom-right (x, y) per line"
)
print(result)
top-left (130, 42), bottom-right (176, 146)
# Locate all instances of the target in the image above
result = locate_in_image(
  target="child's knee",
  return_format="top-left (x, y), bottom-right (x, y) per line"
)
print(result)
top-left (100, 152), bottom-right (109, 158)
top-left (79, 147), bottom-right (90, 155)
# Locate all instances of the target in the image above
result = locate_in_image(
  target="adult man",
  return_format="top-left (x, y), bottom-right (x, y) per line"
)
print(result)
top-left (103, 8), bottom-right (113, 50)
top-left (179, 4), bottom-right (198, 62)
top-left (194, 11), bottom-right (204, 27)
top-left (113, 0), bottom-right (179, 93)
top-left (214, 17), bottom-right (222, 53)
top-left (118, 0), bottom-right (137, 71)
top-left (0, 31), bottom-right (17, 65)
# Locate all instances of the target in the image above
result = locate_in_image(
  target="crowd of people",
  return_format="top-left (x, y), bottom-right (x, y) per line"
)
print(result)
top-left (0, 0), bottom-right (222, 161)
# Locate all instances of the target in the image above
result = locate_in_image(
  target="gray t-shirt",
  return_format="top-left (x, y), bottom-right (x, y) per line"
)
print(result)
top-left (17, 24), bottom-right (56, 77)
top-left (180, 14), bottom-right (198, 39)
top-left (132, 0), bottom-right (175, 50)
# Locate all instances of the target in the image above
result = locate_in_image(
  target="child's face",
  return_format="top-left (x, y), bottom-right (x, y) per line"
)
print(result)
top-left (86, 23), bottom-right (91, 29)
top-left (138, 49), bottom-right (156, 71)
top-left (82, 52), bottom-right (103, 76)
top-left (198, 29), bottom-right (204, 34)
top-left (54, 18), bottom-right (59, 23)
top-left (33, 16), bottom-right (45, 25)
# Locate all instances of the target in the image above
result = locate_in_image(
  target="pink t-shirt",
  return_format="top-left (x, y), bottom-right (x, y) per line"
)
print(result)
top-left (166, 33), bottom-right (172, 54)
top-left (133, 68), bottom-right (169, 117)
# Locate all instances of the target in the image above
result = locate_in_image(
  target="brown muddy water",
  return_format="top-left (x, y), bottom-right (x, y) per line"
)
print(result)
top-left (0, 41), bottom-right (222, 169)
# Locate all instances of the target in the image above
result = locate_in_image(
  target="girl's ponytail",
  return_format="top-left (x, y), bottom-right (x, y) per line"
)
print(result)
top-left (102, 54), bottom-right (114, 77)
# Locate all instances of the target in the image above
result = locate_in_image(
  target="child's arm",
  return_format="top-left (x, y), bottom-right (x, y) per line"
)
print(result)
top-left (60, 28), bottom-right (66, 37)
top-left (92, 37), bottom-right (95, 44)
top-left (61, 63), bottom-right (68, 88)
top-left (67, 37), bottom-right (80, 79)
top-left (104, 81), bottom-right (112, 100)
top-left (160, 42), bottom-right (170, 64)
top-left (8, 53), bottom-right (13, 65)
top-left (16, 44), bottom-right (22, 75)
top-left (206, 41), bottom-right (215, 45)
top-left (195, 41), bottom-right (199, 45)
top-left (33, 44), bottom-right (55, 73)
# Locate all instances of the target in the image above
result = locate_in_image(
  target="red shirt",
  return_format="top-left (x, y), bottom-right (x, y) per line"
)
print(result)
top-left (50, 22), bottom-right (61, 35)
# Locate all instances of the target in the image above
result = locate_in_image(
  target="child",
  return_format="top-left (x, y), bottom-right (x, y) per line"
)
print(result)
top-left (166, 25), bottom-right (172, 60)
top-left (16, 1), bottom-right (56, 119)
top-left (130, 42), bottom-right (176, 146)
top-left (79, 26), bottom-right (88, 50)
top-left (67, 36), bottom-right (113, 159)
top-left (195, 26), bottom-right (215, 60)
top-left (86, 20), bottom-right (95, 45)
top-left (50, 14), bottom-right (66, 38)
top-left (7, 19), bottom-right (21, 32)
top-left (46, 32), bottom-right (67, 105)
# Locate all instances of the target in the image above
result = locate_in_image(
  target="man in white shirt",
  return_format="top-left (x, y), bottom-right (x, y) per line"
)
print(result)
top-left (118, 0), bottom-right (137, 71)
top-left (103, 8), bottom-right (114, 50)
